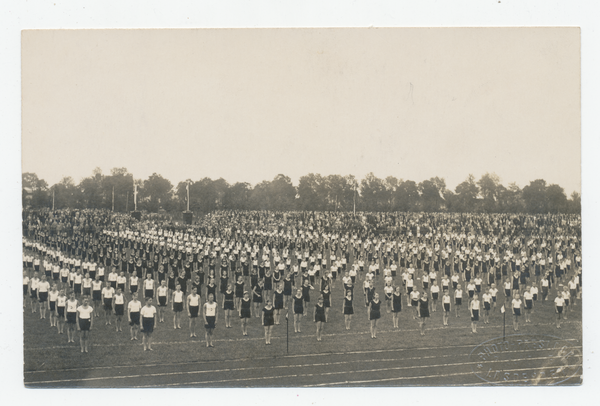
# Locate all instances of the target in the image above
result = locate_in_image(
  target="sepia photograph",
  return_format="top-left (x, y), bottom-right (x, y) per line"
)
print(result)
top-left (18, 27), bottom-right (583, 388)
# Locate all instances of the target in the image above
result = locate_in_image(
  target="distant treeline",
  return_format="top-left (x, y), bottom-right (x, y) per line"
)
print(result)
top-left (22, 168), bottom-right (581, 214)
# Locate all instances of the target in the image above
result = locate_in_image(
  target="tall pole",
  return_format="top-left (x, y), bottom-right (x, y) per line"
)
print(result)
top-left (286, 311), bottom-right (289, 354)
top-left (134, 181), bottom-right (137, 211)
top-left (353, 185), bottom-right (356, 216)
top-left (52, 188), bottom-right (55, 211)
top-left (112, 186), bottom-right (115, 212)
top-left (187, 182), bottom-right (190, 212)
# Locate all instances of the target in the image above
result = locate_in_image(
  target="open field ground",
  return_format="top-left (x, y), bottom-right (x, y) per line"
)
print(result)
top-left (24, 279), bottom-right (582, 387)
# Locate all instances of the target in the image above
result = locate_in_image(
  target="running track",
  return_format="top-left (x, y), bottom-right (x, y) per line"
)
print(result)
top-left (25, 321), bottom-right (582, 387)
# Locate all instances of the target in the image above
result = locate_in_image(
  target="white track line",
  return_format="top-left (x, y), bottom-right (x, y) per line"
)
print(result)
top-left (24, 320), bottom-right (582, 351)
top-left (25, 339), bottom-right (581, 375)
top-left (26, 354), bottom-right (578, 385)
top-left (306, 365), bottom-right (583, 387)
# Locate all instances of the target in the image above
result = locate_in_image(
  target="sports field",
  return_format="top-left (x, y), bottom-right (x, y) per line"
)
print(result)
top-left (24, 282), bottom-right (582, 387)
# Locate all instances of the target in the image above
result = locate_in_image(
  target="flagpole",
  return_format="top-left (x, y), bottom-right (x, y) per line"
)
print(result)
top-left (112, 186), bottom-right (115, 212)
top-left (52, 188), bottom-right (55, 211)
top-left (353, 185), bottom-right (356, 216)
top-left (502, 304), bottom-right (506, 341)
top-left (187, 182), bottom-right (190, 212)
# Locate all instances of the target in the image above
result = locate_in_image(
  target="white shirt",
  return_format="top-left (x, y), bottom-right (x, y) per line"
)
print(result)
top-left (128, 300), bottom-right (142, 313)
top-left (140, 305), bottom-right (157, 318)
top-left (77, 305), bottom-right (93, 319)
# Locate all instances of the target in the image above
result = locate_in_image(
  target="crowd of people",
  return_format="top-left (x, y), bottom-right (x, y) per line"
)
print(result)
top-left (23, 209), bottom-right (582, 353)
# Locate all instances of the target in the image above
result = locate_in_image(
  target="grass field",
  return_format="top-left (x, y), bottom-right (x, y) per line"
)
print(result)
top-left (23, 273), bottom-right (582, 387)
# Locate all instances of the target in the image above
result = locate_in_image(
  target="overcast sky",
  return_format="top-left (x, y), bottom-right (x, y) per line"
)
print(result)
top-left (22, 28), bottom-right (580, 195)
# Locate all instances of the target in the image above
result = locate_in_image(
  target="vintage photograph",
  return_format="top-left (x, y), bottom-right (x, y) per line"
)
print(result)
top-left (21, 28), bottom-right (581, 387)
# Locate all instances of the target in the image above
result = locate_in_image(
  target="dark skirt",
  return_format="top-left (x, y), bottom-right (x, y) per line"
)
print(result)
top-left (471, 309), bottom-right (479, 321)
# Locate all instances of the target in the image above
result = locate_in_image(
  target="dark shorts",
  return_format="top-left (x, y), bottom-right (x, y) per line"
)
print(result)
top-left (556, 306), bottom-right (563, 314)
top-left (525, 300), bottom-right (532, 309)
top-left (38, 291), bottom-right (48, 303)
top-left (158, 296), bottom-right (167, 307)
top-left (67, 312), bottom-right (76, 324)
top-left (455, 298), bottom-right (462, 306)
top-left (484, 302), bottom-right (491, 310)
top-left (145, 289), bottom-right (154, 299)
top-left (432, 292), bottom-right (439, 300)
top-left (411, 299), bottom-right (418, 307)
top-left (92, 291), bottom-right (102, 301)
top-left (83, 287), bottom-right (91, 296)
top-left (142, 317), bottom-right (154, 333)
top-left (23, 285), bottom-right (28, 296)
top-left (74, 284), bottom-right (81, 294)
top-left (471, 310), bottom-right (479, 321)
top-left (103, 298), bottom-right (113, 311)
top-left (173, 302), bottom-right (183, 312)
top-left (505, 289), bottom-right (511, 297)
top-left (513, 308), bottom-right (521, 316)
top-left (443, 303), bottom-right (450, 312)
top-left (492, 296), bottom-right (497, 302)
top-left (189, 305), bottom-right (199, 318)
top-left (224, 301), bottom-right (235, 310)
top-left (205, 315), bottom-right (216, 329)
top-left (240, 308), bottom-right (251, 319)
top-left (61, 276), bottom-right (68, 283)
top-left (57, 306), bottom-right (65, 318)
top-left (129, 311), bottom-right (140, 325)
top-left (115, 303), bottom-right (124, 316)
top-left (79, 318), bottom-right (91, 331)
top-left (468, 291), bottom-right (474, 298)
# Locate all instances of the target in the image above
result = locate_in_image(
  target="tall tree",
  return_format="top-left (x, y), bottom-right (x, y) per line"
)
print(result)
top-left (22, 172), bottom-right (49, 208)
top-left (223, 182), bottom-right (251, 210)
top-left (546, 184), bottom-right (568, 213)
top-left (419, 177), bottom-right (446, 212)
top-left (297, 173), bottom-right (326, 211)
top-left (477, 172), bottom-right (501, 213)
top-left (78, 167), bottom-right (104, 209)
top-left (140, 173), bottom-right (173, 212)
top-left (360, 172), bottom-right (386, 211)
top-left (522, 179), bottom-right (548, 213)
top-left (454, 174), bottom-right (480, 212)
top-left (396, 180), bottom-right (420, 212)
top-left (568, 191), bottom-right (581, 214)
top-left (269, 174), bottom-right (296, 211)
